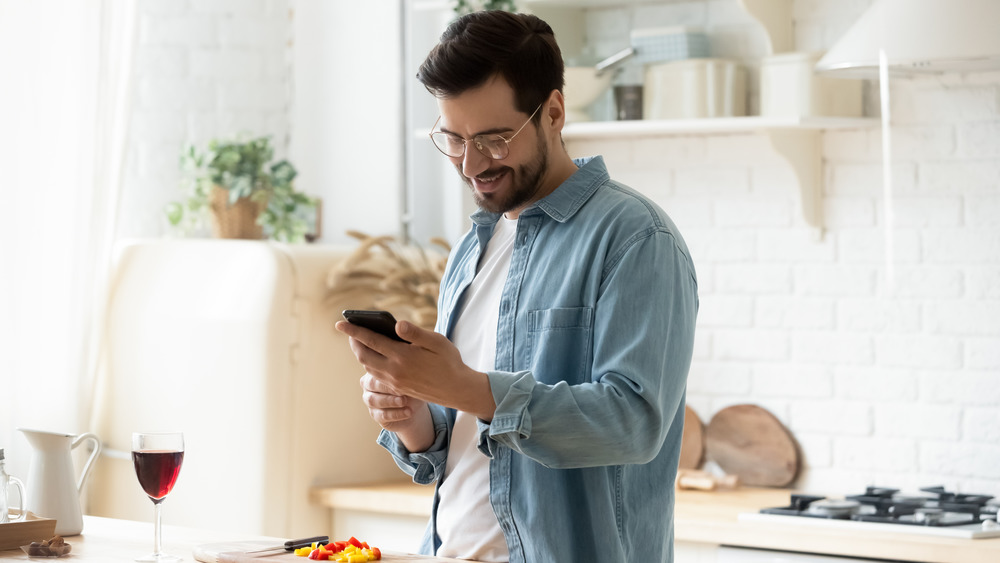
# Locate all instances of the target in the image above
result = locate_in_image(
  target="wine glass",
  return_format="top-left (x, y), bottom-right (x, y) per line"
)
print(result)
top-left (132, 432), bottom-right (184, 562)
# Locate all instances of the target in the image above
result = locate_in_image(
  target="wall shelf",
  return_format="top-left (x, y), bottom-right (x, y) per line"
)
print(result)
top-left (563, 116), bottom-right (879, 239)
top-left (562, 115), bottom-right (877, 139)
top-left (407, 1), bottom-right (878, 240)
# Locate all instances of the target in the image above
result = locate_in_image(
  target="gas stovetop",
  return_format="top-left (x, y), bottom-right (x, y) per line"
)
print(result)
top-left (740, 486), bottom-right (1000, 539)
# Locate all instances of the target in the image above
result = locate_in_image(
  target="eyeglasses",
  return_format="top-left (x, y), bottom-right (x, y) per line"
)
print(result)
top-left (429, 103), bottom-right (543, 160)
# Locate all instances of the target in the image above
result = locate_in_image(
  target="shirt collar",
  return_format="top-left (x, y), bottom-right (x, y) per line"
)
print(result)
top-left (471, 155), bottom-right (609, 226)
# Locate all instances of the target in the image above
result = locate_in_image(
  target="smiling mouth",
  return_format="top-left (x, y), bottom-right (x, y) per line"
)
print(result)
top-left (473, 168), bottom-right (508, 192)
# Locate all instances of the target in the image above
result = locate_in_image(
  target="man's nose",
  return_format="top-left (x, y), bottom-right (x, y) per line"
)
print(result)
top-left (459, 144), bottom-right (490, 179)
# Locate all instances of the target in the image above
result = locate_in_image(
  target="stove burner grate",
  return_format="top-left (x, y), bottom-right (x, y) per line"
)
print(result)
top-left (759, 485), bottom-right (999, 528)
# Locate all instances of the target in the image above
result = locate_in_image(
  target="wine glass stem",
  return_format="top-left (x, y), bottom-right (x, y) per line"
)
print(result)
top-left (153, 500), bottom-right (164, 555)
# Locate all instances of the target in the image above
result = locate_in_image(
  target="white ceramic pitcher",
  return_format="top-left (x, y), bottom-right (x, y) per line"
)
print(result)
top-left (18, 428), bottom-right (102, 536)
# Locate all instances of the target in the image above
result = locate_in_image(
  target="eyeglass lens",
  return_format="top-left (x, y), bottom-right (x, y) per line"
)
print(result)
top-left (431, 133), bottom-right (509, 160)
top-left (429, 102), bottom-right (542, 160)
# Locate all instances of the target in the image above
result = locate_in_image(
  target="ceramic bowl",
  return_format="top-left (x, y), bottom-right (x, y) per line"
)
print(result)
top-left (563, 66), bottom-right (613, 122)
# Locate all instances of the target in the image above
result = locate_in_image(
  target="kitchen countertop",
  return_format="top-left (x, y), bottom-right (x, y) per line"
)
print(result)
top-left (313, 482), bottom-right (1000, 563)
top-left (0, 515), bottom-right (466, 562)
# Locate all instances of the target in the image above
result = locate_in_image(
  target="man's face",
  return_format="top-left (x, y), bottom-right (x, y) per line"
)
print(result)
top-left (436, 76), bottom-right (550, 217)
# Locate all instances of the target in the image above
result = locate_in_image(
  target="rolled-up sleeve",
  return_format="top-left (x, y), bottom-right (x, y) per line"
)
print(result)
top-left (377, 403), bottom-right (452, 484)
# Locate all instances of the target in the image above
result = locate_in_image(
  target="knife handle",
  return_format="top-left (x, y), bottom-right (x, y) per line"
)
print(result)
top-left (284, 536), bottom-right (330, 550)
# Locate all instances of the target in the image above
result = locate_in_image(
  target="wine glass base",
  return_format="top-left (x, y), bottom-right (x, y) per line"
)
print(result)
top-left (136, 553), bottom-right (183, 562)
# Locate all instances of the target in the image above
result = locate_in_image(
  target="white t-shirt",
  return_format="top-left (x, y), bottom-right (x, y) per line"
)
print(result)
top-left (435, 215), bottom-right (516, 562)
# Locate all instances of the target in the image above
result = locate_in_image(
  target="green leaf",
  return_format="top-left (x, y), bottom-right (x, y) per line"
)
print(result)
top-left (174, 134), bottom-right (312, 242)
top-left (164, 202), bottom-right (183, 226)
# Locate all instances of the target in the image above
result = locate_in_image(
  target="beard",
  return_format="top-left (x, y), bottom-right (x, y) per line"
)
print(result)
top-left (458, 127), bottom-right (549, 215)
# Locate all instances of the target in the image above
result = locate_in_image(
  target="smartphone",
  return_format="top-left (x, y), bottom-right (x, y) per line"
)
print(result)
top-left (342, 309), bottom-right (407, 342)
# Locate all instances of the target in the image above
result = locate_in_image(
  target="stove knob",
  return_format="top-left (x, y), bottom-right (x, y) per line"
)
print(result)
top-left (915, 508), bottom-right (943, 525)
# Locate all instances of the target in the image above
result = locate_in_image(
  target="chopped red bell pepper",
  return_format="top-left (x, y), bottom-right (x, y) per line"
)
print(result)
top-left (293, 537), bottom-right (380, 560)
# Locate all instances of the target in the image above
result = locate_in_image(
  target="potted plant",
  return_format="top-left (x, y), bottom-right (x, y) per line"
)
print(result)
top-left (165, 136), bottom-right (317, 243)
top-left (453, 0), bottom-right (516, 15)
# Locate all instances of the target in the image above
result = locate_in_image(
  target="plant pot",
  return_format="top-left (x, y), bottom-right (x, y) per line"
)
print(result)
top-left (208, 186), bottom-right (266, 240)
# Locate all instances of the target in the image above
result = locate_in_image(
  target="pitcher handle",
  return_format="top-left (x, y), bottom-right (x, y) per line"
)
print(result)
top-left (70, 432), bottom-right (102, 493)
top-left (8, 475), bottom-right (26, 521)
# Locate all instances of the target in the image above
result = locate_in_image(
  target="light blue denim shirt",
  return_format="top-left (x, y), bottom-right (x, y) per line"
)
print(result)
top-left (378, 156), bottom-right (698, 563)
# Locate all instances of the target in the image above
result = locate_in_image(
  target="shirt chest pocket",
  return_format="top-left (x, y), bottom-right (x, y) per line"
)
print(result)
top-left (525, 307), bottom-right (594, 384)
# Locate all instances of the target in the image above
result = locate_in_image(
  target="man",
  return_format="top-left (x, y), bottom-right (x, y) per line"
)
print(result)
top-left (336, 10), bottom-right (698, 563)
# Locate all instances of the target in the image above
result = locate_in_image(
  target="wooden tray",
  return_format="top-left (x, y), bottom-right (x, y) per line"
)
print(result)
top-left (0, 511), bottom-right (57, 551)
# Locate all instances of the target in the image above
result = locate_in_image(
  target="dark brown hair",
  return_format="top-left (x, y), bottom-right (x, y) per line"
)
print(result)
top-left (416, 11), bottom-right (564, 120)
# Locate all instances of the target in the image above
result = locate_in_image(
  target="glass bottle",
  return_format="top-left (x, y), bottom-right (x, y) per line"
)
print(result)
top-left (1, 448), bottom-right (27, 523)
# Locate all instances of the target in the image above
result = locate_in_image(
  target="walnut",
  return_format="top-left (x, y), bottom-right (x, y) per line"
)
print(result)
top-left (25, 536), bottom-right (71, 556)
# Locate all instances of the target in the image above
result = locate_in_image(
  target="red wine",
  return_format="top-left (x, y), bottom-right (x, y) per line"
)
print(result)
top-left (132, 449), bottom-right (184, 500)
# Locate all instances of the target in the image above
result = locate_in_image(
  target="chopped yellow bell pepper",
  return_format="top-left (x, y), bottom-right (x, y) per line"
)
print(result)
top-left (292, 537), bottom-right (381, 560)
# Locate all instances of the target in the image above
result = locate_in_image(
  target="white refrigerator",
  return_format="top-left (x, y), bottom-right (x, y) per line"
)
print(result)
top-left (88, 239), bottom-right (405, 538)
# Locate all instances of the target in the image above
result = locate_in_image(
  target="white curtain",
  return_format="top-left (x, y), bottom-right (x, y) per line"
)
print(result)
top-left (0, 0), bottom-right (137, 480)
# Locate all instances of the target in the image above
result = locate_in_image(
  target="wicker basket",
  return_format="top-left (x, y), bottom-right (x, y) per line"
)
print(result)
top-left (208, 185), bottom-right (266, 240)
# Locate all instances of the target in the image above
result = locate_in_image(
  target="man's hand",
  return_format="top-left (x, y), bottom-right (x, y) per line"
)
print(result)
top-left (359, 372), bottom-right (434, 452)
top-left (359, 371), bottom-right (426, 431)
top-left (335, 319), bottom-right (497, 422)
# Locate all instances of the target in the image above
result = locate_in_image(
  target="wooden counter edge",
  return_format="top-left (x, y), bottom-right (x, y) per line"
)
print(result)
top-left (0, 516), bottom-right (472, 563)
top-left (311, 481), bottom-right (433, 517)
top-left (312, 483), bottom-right (1000, 563)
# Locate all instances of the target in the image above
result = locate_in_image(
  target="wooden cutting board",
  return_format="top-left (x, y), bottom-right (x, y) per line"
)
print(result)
top-left (678, 405), bottom-right (704, 470)
top-left (704, 404), bottom-right (799, 487)
top-left (195, 541), bottom-right (466, 562)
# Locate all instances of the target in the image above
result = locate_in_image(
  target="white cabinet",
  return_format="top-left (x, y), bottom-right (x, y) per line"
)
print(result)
top-left (677, 543), bottom-right (894, 562)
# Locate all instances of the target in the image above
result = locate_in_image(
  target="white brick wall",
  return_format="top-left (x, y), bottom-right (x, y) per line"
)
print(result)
top-left (568, 0), bottom-right (1000, 496)
top-left (117, 0), bottom-right (292, 239)
top-left (117, 0), bottom-right (999, 497)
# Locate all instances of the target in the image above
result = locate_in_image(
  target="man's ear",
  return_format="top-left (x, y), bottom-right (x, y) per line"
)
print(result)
top-left (544, 89), bottom-right (566, 132)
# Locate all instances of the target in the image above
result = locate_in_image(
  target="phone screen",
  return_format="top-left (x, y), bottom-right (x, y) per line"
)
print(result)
top-left (342, 309), bottom-right (407, 342)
